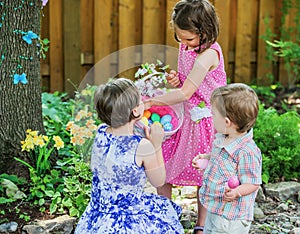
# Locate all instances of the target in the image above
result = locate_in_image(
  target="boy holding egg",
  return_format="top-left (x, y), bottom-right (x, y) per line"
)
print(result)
top-left (192, 83), bottom-right (262, 234)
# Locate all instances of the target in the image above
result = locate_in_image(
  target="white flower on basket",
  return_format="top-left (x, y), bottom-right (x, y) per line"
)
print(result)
top-left (134, 60), bottom-right (169, 97)
top-left (190, 101), bottom-right (212, 123)
top-left (134, 60), bottom-right (184, 141)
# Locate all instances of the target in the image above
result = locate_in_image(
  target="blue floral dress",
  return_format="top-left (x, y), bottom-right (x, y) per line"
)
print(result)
top-left (75, 124), bottom-right (184, 234)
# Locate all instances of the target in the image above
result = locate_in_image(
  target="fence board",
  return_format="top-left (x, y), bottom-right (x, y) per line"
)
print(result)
top-left (279, 0), bottom-right (298, 87)
top-left (94, 0), bottom-right (116, 85)
top-left (165, 0), bottom-right (179, 68)
top-left (40, 4), bottom-right (50, 91)
top-left (235, 0), bottom-right (253, 83)
top-left (142, 0), bottom-right (166, 63)
top-left (257, 0), bottom-right (276, 85)
top-left (118, 0), bottom-right (140, 79)
top-left (63, 0), bottom-right (81, 93)
top-left (80, 0), bottom-right (94, 81)
top-left (214, 0), bottom-right (230, 80)
top-left (49, 0), bottom-right (63, 92)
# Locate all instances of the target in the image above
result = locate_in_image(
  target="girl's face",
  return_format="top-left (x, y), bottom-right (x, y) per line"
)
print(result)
top-left (211, 104), bottom-right (226, 134)
top-left (175, 28), bottom-right (200, 49)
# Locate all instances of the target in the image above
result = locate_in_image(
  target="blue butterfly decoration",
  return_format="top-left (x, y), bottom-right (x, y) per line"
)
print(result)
top-left (13, 73), bottom-right (28, 85)
top-left (22, 31), bottom-right (39, 45)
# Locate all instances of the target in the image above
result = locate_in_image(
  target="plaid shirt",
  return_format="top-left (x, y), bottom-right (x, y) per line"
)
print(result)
top-left (199, 129), bottom-right (262, 220)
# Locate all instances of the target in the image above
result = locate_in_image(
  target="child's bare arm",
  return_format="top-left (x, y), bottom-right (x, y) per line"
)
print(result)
top-left (136, 124), bottom-right (166, 187)
top-left (224, 184), bottom-right (260, 202)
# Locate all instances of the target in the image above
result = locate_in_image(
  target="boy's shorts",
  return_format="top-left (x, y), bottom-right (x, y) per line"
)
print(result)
top-left (204, 211), bottom-right (251, 234)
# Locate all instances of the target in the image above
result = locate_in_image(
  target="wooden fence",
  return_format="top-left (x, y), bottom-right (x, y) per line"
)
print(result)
top-left (40, 0), bottom-right (298, 93)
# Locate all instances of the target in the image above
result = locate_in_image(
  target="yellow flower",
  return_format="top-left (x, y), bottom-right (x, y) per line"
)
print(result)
top-left (29, 130), bottom-right (39, 137)
top-left (33, 135), bottom-right (44, 147)
top-left (75, 110), bottom-right (88, 121)
top-left (66, 121), bottom-right (74, 131)
top-left (21, 140), bottom-right (35, 152)
top-left (53, 136), bottom-right (64, 150)
top-left (81, 89), bottom-right (92, 96)
top-left (43, 135), bottom-right (49, 142)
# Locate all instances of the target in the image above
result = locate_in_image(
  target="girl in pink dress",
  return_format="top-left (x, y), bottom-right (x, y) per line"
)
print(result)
top-left (144, 0), bottom-right (226, 233)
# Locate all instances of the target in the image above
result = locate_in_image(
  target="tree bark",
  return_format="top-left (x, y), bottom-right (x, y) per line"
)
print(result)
top-left (0, 1), bottom-right (44, 176)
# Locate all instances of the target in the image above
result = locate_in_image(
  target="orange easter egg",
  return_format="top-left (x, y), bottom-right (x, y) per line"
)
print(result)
top-left (143, 110), bottom-right (151, 119)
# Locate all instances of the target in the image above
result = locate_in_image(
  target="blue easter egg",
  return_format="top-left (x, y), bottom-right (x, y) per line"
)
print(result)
top-left (163, 122), bottom-right (173, 131)
top-left (160, 114), bottom-right (172, 125)
top-left (148, 119), bottom-right (153, 125)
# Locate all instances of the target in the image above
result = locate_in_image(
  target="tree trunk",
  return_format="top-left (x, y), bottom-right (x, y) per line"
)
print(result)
top-left (0, 1), bottom-right (44, 177)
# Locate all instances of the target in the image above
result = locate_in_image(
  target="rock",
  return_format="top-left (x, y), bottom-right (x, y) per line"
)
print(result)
top-left (180, 186), bottom-right (197, 199)
top-left (255, 186), bottom-right (266, 202)
top-left (277, 203), bottom-right (289, 211)
top-left (290, 227), bottom-right (300, 234)
top-left (265, 182), bottom-right (300, 201)
top-left (180, 217), bottom-right (192, 229)
top-left (22, 215), bottom-right (76, 234)
top-left (0, 222), bottom-right (18, 233)
top-left (254, 207), bottom-right (265, 219)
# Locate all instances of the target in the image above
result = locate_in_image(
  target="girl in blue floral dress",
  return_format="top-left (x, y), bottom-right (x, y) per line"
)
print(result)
top-left (74, 78), bottom-right (184, 234)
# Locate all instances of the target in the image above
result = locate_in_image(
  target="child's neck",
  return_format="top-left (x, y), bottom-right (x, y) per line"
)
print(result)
top-left (107, 122), bottom-right (134, 136)
top-left (224, 131), bottom-right (247, 145)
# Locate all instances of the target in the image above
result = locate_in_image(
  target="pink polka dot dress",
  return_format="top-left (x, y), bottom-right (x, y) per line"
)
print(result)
top-left (162, 42), bottom-right (226, 186)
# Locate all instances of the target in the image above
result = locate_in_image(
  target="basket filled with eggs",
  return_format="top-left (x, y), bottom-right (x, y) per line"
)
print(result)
top-left (133, 60), bottom-right (184, 140)
top-left (134, 102), bottom-right (184, 140)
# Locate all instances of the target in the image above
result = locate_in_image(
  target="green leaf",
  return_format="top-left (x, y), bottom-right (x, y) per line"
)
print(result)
top-left (49, 203), bottom-right (57, 214)
top-left (44, 190), bottom-right (55, 197)
top-left (39, 198), bottom-right (45, 206)
top-left (198, 101), bottom-right (206, 108)
top-left (35, 190), bottom-right (44, 198)
top-left (62, 197), bottom-right (72, 207)
top-left (42, 38), bottom-right (50, 45)
top-left (69, 207), bottom-right (79, 217)
top-left (262, 173), bottom-right (269, 184)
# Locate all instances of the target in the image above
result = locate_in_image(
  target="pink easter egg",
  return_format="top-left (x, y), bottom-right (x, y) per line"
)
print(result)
top-left (227, 176), bottom-right (240, 189)
top-left (196, 158), bottom-right (209, 170)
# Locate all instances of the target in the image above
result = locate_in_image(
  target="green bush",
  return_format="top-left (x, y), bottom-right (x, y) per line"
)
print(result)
top-left (254, 105), bottom-right (300, 183)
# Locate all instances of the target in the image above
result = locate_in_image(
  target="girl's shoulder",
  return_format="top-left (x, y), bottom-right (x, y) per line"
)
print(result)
top-left (97, 123), bottom-right (108, 132)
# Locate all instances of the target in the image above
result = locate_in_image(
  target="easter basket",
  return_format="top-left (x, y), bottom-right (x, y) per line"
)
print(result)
top-left (134, 100), bottom-right (184, 140)
top-left (133, 60), bottom-right (184, 140)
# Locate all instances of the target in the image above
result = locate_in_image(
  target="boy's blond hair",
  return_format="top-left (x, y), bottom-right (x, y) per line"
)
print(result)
top-left (210, 83), bottom-right (259, 133)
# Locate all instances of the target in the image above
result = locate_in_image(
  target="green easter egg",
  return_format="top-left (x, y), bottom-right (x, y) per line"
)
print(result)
top-left (151, 113), bottom-right (161, 122)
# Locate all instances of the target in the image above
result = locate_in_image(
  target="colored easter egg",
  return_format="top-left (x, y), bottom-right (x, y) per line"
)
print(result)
top-left (160, 114), bottom-right (172, 125)
top-left (143, 110), bottom-right (151, 119)
top-left (163, 122), bottom-right (173, 131)
top-left (196, 158), bottom-right (209, 170)
top-left (151, 113), bottom-right (161, 122)
top-left (153, 122), bottom-right (162, 127)
top-left (140, 116), bottom-right (149, 126)
top-left (148, 119), bottom-right (153, 125)
top-left (227, 176), bottom-right (240, 189)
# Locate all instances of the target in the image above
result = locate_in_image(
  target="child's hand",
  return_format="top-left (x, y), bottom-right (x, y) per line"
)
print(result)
top-left (224, 187), bottom-right (241, 202)
top-left (144, 123), bottom-right (164, 148)
top-left (166, 70), bottom-right (180, 87)
top-left (192, 154), bottom-right (210, 170)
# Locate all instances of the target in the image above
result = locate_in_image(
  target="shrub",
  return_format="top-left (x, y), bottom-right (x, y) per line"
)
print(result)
top-left (254, 105), bottom-right (300, 183)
